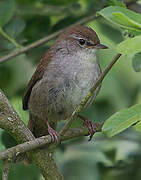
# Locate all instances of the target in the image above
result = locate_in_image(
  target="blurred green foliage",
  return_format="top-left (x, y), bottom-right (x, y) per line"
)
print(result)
top-left (0, 0), bottom-right (141, 180)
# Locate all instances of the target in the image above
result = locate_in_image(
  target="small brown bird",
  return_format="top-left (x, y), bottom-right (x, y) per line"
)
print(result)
top-left (23, 25), bottom-right (107, 141)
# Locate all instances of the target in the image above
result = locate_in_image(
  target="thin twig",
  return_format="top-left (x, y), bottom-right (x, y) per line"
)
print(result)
top-left (0, 14), bottom-right (98, 63)
top-left (90, 53), bottom-right (122, 98)
top-left (0, 123), bottom-right (103, 161)
top-left (2, 160), bottom-right (10, 180)
top-left (59, 53), bottom-right (122, 136)
top-left (0, 127), bottom-right (86, 161)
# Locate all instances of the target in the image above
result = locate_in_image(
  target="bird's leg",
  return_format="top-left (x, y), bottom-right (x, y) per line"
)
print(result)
top-left (46, 117), bottom-right (59, 143)
top-left (77, 114), bottom-right (97, 141)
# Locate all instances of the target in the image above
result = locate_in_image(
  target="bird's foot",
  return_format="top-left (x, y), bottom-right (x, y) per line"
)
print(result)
top-left (78, 115), bottom-right (96, 141)
top-left (46, 119), bottom-right (59, 143)
top-left (84, 119), bottom-right (96, 141)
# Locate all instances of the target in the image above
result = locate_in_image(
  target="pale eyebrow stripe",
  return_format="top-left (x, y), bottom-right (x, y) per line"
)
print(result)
top-left (70, 34), bottom-right (85, 40)
top-left (70, 34), bottom-right (95, 46)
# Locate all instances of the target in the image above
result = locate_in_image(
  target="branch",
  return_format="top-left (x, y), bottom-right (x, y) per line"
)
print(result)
top-left (0, 89), bottom-right (63, 179)
top-left (59, 53), bottom-right (122, 136)
top-left (2, 160), bottom-right (10, 180)
top-left (0, 128), bottom-right (85, 161)
top-left (0, 124), bottom-right (103, 161)
top-left (0, 14), bottom-right (97, 63)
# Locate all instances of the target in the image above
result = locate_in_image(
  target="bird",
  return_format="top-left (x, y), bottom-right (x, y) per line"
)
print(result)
top-left (23, 25), bottom-right (108, 142)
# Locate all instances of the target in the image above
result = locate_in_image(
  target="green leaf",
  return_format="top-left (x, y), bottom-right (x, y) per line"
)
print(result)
top-left (117, 35), bottom-right (141, 55)
top-left (98, 6), bottom-right (141, 31)
top-left (113, 12), bottom-right (141, 30)
top-left (0, 0), bottom-right (16, 27)
top-left (132, 52), bottom-right (141, 72)
top-left (108, 0), bottom-right (126, 7)
top-left (134, 121), bottom-right (141, 132)
top-left (5, 17), bottom-right (25, 38)
top-left (0, 27), bottom-right (22, 48)
top-left (102, 104), bottom-right (141, 137)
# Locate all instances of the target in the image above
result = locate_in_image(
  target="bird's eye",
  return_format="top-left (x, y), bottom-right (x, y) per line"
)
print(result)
top-left (78, 39), bottom-right (86, 46)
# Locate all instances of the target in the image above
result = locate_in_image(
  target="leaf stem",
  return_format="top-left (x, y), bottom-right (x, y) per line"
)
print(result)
top-left (0, 27), bottom-right (22, 49)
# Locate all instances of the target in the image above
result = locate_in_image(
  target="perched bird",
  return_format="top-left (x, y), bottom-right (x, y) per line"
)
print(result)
top-left (23, 25), bottom-right (108, 141)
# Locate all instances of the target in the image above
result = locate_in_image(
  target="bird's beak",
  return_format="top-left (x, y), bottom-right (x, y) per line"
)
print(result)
top-left (95, 44), bottom-right (108, 49)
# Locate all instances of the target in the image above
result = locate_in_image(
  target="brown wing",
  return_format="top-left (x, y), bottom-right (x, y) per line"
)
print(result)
top-left (22, 50), bottom-right (52, 110)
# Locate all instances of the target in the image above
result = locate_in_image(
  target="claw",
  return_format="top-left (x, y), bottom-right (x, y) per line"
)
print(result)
top-left (46, 118), bottom-right (59, 143)
top-left (78, 115), bottom-right (96, 141)
top-left (83, 119), bottom-right (96, 141)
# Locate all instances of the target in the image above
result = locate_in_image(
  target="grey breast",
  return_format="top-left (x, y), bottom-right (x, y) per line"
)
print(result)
top-left (29, 50), bottom-right (101, 121)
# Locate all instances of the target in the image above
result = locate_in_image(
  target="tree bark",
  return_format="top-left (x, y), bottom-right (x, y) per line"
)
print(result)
top-left (0, 89), bottom-right (63, 180)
